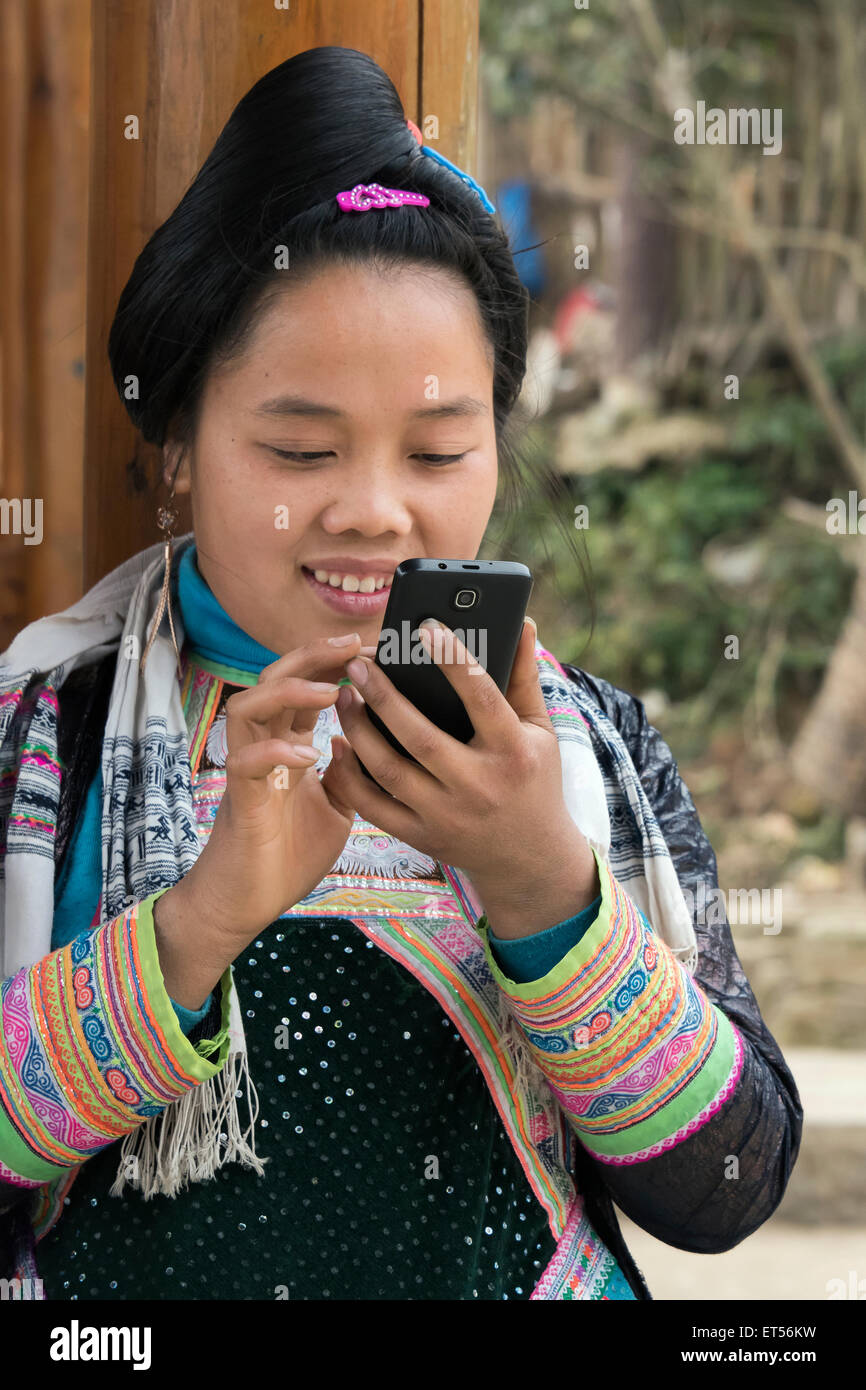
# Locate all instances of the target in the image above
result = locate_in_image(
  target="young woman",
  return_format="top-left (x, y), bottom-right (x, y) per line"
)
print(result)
top-left (0, 46), bottom-right (800, 1301)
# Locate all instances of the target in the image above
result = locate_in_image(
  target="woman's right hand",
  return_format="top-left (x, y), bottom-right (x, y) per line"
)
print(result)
top-left (178, 632), bottom-right (365, 953)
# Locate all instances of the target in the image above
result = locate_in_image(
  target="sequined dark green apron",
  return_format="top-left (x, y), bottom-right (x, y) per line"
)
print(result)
top-left (35, 914), bottom-right (558, 1300)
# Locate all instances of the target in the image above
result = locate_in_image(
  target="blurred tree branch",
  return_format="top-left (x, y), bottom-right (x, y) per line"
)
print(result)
top-left (482, 0), bottom-right (866, 814)
top-left (626, 0), bottom-right (866, 811)
top-left (625, 0), bottom-right (866, 493)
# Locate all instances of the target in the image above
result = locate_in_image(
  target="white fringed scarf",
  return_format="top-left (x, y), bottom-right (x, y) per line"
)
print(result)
top-left (0, 532), bottom-right (697, 1200)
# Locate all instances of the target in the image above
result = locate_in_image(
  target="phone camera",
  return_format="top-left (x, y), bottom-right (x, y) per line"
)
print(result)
top-left (454, 589), bottom-right (478, 608)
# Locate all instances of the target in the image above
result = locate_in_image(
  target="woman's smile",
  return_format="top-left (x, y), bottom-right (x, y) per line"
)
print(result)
top-left (301, 564), bottom-right (393, 615)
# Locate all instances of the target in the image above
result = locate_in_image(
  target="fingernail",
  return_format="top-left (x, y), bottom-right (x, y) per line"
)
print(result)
top-left (310, 681), bottom-right (339, 691)
top-left (328, 633), bottom-right (360, 646)
top-left (291, 744), bottom-right (319, 761)
top-left (525, 615), bottom-right (537, 638)
top-left (419, 617), bottom-right (444, 632)
top-left (345, 657), bottom-right (368, 686)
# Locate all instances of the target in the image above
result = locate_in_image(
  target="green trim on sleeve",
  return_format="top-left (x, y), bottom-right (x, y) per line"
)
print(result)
top-left (134, 889), bottom-right (233, 1080)
top-left (0, 1073), bottom-right (74, 1184)
top-left (474, 849), bottom-right (741, 1159)
top-left (476, 846), bottom-right (613, 1000)
top-left (573, 1005), bottom-right (738, 1158)
top-left (0, 893), bottom-right (234, 1189)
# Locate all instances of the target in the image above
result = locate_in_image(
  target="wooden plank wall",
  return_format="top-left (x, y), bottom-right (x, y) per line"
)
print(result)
top-left (0, 0), bottom-right (480, 640)
top-left (0, 0), bottom-right (91, 640)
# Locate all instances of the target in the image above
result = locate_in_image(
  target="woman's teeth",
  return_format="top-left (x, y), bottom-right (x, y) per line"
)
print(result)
top-left (312, 569), bottom-right (390, 593)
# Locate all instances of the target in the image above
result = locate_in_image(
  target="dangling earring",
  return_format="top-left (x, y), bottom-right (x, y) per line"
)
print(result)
top-left (140, 459), bottom-right (184, 680)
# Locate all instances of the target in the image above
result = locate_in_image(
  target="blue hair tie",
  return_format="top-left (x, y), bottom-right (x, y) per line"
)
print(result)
top-left (420, 145), bottom-right (497, 215)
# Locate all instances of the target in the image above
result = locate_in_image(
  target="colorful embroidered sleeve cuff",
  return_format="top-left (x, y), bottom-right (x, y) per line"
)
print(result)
top-left (0, 890), bottom-right (232, 1189)
top-left (476, 849), bottom-right (743, 1166)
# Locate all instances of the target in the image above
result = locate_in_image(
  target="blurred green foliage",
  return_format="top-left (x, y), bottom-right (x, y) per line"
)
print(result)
top-left (488, 336), bottom-right (862, 759)
top-left (478, 0), bottom-right (864, 730)
top-left (482, 0), bottom-right (813, 140)
top-left (478, 0), bottom-right (864, 872)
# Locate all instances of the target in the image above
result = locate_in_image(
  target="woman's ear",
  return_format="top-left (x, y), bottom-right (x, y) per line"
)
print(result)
top-left (162, 440), bottom-right (192, 495)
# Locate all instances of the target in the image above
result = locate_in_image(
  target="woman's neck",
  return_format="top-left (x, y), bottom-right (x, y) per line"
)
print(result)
top-left (176, 540), bottom-right (279, 677)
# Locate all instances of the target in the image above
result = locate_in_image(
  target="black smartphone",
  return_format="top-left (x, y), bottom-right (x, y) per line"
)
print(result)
top-left (357, 557), bottom-right (533, 779)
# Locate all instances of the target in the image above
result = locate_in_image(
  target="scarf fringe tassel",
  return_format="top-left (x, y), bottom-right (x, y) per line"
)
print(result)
top-left (498, 998), bottom-right (545, 1103)
top-left (672, 943), bottom-right (699, 974)
top-left (109, 1046), bottom-right (268, 1200)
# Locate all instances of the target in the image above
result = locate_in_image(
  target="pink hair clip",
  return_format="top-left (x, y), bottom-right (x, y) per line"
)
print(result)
top-left (335, 182), bottom-right (430, 213)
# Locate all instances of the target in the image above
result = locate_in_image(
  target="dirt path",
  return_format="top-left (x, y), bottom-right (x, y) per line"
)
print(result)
top-left (619, 1215), bottom-right (866, 1300)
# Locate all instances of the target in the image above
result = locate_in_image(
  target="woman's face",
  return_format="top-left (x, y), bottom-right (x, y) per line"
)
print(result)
top-left (166, 260), bottom-right (500, 658)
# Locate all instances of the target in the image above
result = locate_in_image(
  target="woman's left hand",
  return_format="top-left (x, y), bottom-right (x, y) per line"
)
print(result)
top-left (320, 617), bottom-right (599, 938)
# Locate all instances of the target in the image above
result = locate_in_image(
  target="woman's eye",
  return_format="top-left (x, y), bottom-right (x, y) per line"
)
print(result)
top-left (267, 447), bottom-right (467, 465)
top-left (269, 449), bottom-right (334, 461)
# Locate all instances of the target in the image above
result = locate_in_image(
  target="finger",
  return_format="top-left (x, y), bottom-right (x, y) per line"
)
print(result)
top-left (257, 633), bottom-right (363, 685)
top-left (224, 738), bottom-right (319, 817)
top-left (225, 676), bottom-right (339, 749)
top-left (227, 677), bottom-right (340, 724)
top-left (336, 683), bottom-right (445, 800)
top-left (252, 633), bottom-right (363, 743)
top-left (317, 739), bottom-right (357, 822)
top-left (322, 733), bottom-right (428, 844)
top-left (504, 617), bottom-right (551, 726)
top-left (340, 657), bottom-right (467, 781)
top-left (415, 619), bottom-right (521, 748)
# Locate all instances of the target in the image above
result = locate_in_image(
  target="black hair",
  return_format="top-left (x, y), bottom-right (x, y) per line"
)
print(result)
top-left (108, 45), bottom-right (593, 639)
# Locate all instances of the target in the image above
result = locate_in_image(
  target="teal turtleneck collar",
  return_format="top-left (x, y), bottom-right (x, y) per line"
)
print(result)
top-left (176, 541), bottom-right (279, 679)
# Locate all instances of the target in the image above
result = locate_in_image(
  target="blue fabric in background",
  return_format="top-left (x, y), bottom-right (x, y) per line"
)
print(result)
top-left (496, 179), bottom-right (546, 298)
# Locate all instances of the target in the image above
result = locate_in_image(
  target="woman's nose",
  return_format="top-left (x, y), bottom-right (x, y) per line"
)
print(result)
top-left (322, 465), bottom-right (413, 536)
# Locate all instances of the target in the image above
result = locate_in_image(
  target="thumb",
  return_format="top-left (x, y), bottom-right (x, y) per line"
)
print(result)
top-left (319, 737), bottom-right (357, 821)
top-left (505, 617), bottom-right (550, 725)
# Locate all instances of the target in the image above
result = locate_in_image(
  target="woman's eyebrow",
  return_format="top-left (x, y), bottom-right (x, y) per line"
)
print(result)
top-left (250, 393), bottom-right (489, 420)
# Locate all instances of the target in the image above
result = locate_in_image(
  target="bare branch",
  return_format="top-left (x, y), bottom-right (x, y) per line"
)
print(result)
top-left (624, 0), bottom-right (866, 494)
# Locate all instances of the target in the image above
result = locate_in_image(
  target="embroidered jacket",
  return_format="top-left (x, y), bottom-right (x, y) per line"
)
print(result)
top-left (0, 647), bottom-right (803, 1300)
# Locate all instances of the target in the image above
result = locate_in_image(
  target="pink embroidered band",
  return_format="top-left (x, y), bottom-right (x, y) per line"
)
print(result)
top-left (335, 182), bottom-right (430, 213)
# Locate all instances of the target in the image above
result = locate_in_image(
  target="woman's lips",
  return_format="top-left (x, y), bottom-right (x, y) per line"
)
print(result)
top-left (302, 566), bottom-right (392, 615)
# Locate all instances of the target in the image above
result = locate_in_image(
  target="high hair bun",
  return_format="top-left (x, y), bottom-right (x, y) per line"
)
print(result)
top-left (108, 46), bottom-right (524, 450)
